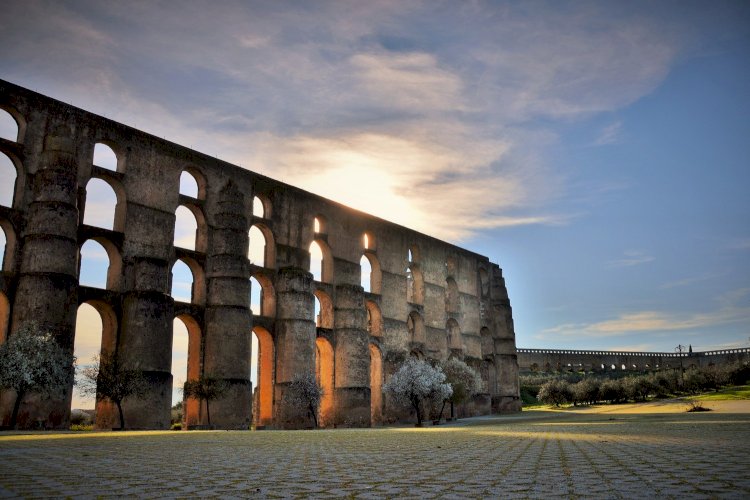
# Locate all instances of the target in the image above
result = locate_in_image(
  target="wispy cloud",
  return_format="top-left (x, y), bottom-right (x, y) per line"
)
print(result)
top-left (540, 288), bottom-right (750, 339)
top-left (594, 121), bottom-right (623, 146)
top-left (607, 250), bottom-right (655, 268)
top-left (659, 273), bottom-right (722, 289)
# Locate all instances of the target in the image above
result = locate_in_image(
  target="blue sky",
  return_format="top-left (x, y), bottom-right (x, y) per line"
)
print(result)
top-left (1, 1), bottom-right (749, 405)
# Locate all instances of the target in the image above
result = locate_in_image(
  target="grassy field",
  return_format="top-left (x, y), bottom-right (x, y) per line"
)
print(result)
top-left (693, 384), bottom-right (750, 401)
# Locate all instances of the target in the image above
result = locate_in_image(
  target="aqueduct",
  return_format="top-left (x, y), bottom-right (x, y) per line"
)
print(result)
top-left (0, 80), bottom-right (521, 429)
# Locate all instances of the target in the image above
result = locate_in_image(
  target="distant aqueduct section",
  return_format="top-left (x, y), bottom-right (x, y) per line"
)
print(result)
top-left (0, 79), bottom-right (520, 429)
top-left (517, 347), bottom-right (750, 373)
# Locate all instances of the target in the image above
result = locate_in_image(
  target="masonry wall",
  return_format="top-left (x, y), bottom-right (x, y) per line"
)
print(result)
top-left (0, 79), bottom-right (521, 429)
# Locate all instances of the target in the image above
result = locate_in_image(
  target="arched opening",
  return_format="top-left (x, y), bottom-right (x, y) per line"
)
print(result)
top-left (361, 253), bottom-right (381, 294)
top-left (0, 292), bottom-right (9, 345)
top-left (253, 195), bottom-right (268, 219)
top-left (406, 265), bottom-right (424, 304)
top-left (0, 109), bottom-right (19, 142)
top-left (173, 315), bottom-right (201, 428)
top-left (250, 273), bottom-right (276, 317)
top-left (249, 224), bottom-right (275, 268)
top-left (315, 337), bottom-right (334, 427)
top-left (179, 171), bottom-right (199, 198)
top-left (446, 278), bottom-right (459, 313)
top-left (83, 178), bottom-right (122, 231)
top-left (171, 259), bottom-right (196, 303)
top-left (407, 311), bottom-right (425, 345)
top-left (0, 220), bottom-right (15, 273)
top-left (365, 300), bottom-right (382, 337)
top-left (79, 239), bottom-right (118, 290)
top-left (445, 256), bottom-right (457, 277)
top-left (0, 152), bottom-right (17, 208)
top-left (251, 326), bottom-right (274, 426)
top-left (72, 301), bottom-right (117, 427)
top-left (309, 240), bottom-right (333, 283)
top-left (369, 344), bottom-right (382, 425)
top-left (93, 143), bottom-right (119, 172)
top-left (249, 276), bottom-right (262, 315)
top-left (446, 318), bottom-right (461, 351)
top-left (363, 232), bottom-right (375, 251)
top-left (174, 205), bottom-right (199, 251)
top-left (480, 327), bottom-right (493, 358)
top-left (314, 290), bottom-right (334, 329)
top-left (313, 215), bottom-right (327, 234)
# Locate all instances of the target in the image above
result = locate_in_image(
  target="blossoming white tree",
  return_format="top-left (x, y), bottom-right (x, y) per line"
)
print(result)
top-left (384, 358), bottom-right (452, 426)
top-left (286, 372), bottom-right (324, 428)
top-left (440, 357), bottom-right (483, 419)
top-left (0, 323), bottom-right (75, 429)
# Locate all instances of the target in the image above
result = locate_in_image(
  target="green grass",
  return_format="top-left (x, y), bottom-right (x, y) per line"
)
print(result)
top-left (692, 385), bottom-right (750, 401)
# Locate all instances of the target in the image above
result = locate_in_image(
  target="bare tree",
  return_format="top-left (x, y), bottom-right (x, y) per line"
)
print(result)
top-left (384, 358), bottom-right (452, 426)
top-left (0, 323), bottom-right (75, 429)
top-left (183, 375), bottom-right (229, 428)
top-left (286, 372), bottom-right (323, 428)
top-left (79, 352), bottom-right (149, 430)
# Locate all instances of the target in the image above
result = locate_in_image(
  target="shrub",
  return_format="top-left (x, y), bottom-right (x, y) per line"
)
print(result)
top-left (572, 378), bottom-right (600, 405)
top-left (599, 379), bottom-right (627, 403)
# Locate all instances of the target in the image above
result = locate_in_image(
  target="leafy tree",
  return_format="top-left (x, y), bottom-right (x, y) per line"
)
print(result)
top-left (572, 378), bottom-right (600, 405)
top-left (0, 323), bottom-right (75, 429)
top-left (440, 358), bottom-right (482, 419)
top-left (80, 352), bottom-right (150, 430)
top-left (537, 379), bottom-right (572, 406)
top-left (286, 372), bottom-right (324, 428)
top-left (623, 376), bottom-right (656, 402)
top-left (384, 358), bottom-right (452, 426)
top-left (599, 379), bottom-right (627, 403)
top-left (183, 374), bottom-right (229, 427)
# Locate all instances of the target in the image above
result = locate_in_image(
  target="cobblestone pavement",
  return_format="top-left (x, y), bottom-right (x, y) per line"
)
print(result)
top-left (1, 410), bottom-right (749, 499)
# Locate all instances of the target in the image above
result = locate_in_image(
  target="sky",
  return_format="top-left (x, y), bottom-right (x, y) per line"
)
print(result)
top-left (0, 1), bottom-right (749, 407)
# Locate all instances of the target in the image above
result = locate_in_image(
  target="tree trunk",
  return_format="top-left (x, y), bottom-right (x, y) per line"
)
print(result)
top-left (450, 401), bottom-right (455, 419)
top-left (10, 388), bottom-right (25, 429)
top-left (206, 400), bottom-right (211, 427)
top-left (310, 404), bottom-right (318, 428)
top-left (116, 400), bottom-right (125, 430)
top-left (439, 400), bottom-right (447, 421)
top-left (412, 397), bottom-right (422, 425)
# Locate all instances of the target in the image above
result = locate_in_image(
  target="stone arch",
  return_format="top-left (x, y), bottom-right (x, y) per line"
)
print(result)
top-left (309, 239), bottom-right (333, 283)
top-left (314, 289), bottom-right (334, 329)
top-left (249, 223), bottom-right (275, 269)
top-left (83, 176), bottom-right (126, 232)
top-left (0, 151), bottom-right (18, 208)
top-left (0, 106), bottom-right (25, 143)
top-left (446, 318), bottom-right (462, 352)
top-left (369, 343), bottom-right (383, 425)
top-left (171, 257), bottom-right (206, 305)
top-left (446, 277), bottom-right (459, 313)
top-left (407, 311), bottom-right (425, 345)
top-left (361, 252), bottom-right (382, 294)
top-left (406, 264), bottom-right (424, 305)
top-left (180, 167), bottom-right (207, 200)
top-left (252, 326), bottom-right (275, 426)
top-left (251, 272), bottom-right (276, 317)
top-left (0, 291), bottom-right (9, 345)
top-left (315, 337), bottom-right (334, 427)
top-left (253, 194), bottom-right (270, 219)
top-left (174, 314), bottom-right (202, 428)
top-left (408, 244), bottom-right (421, 264)
top-left (92, 142), bottom-right (123, 172)
top-left (174, 204), bottom-right (208, 253)
top-left (79, 238), bottom-right (122, 291)
top-left (365, 300), bottom-right (382, 337)
top-left (0, 218), bottom-right (17, 272)
top-left (73, 300), bottom-right (118, 428)
top-left (480, 326), bottom-right (493, 358)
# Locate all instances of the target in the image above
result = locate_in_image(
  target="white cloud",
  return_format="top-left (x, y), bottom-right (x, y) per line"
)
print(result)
top-left (607, 250), bottom-right (655, 268)
top-left (540, 288), bottom-right (750, 339)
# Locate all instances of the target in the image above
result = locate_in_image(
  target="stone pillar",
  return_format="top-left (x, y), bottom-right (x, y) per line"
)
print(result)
top-left (5, 128), bottom-right (79, 429)
top-left (118, 282), bottom-right (173, 429)
top-left (333, 283), bottom-right (370, 427)
top-left (202, 181), bottom-right (252, 429)
top-left (489, 264), bottom-right (521, 412)
top-left (273, 267), bottom-right (315, 429)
